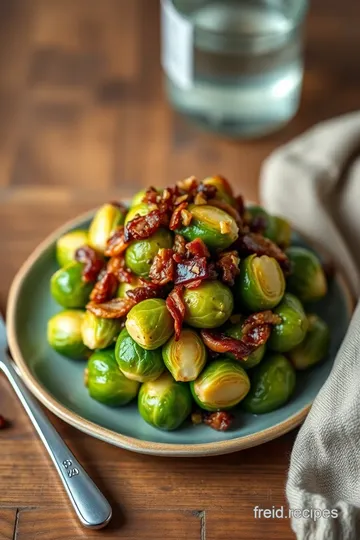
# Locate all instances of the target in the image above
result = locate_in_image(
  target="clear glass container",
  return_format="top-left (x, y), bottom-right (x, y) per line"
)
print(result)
top-left (161, 0), bottom-right (308, 138)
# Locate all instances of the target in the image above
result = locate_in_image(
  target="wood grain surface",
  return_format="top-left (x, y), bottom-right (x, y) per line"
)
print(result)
top-left (0, 0), bottom-right (359, 538)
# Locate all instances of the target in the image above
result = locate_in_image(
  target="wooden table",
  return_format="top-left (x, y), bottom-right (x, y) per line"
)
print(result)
top-left (0, 1), bottom-right (359, 538)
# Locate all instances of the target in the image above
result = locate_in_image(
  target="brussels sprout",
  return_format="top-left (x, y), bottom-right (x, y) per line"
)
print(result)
top-left (202, 176), bottom-right (236, 205)
top-left (267, 216), bottom-right (292, 248)
top-left (138, 371), bottom-right (192, 430)
top-left (286, 247), bottom-right (327, 303)
top-left (81, 311), bottom-right (121, 350)
top-left (47, 310), bottom-right (89, 359)
top-left (225, 321), bottom-right (265, 369)
top-left (177, 204), bottom-right (238, 251)
top-left (126, 298), bottom-right (174, 350)
top-left (124, 203), bottom-right (151, 225)
top-left (115, 328), bottom-right (164, 382)
top-left (191, 359), bottom-right (250, 411)
top-left (131, 188), bottom-right (161, 208)
top-left (131, 190), bottom-right (147, 207)
top-left (183, 281), bottom-right (234, 328)
top-left (87, 348), bottom-right (140, 406)
top-left (50, 262), bottom-right (93, 308)
top-left (246, 205), bottom-right (268, 223)
top-left (162, 329), bottom-right (207, 382)
top-left (243, 353), bottom-right (296, 414)
top-left (88, 203), bottom-right (125, 253)
top-left (246, 206), bottom-right (291, 248)
top-left (236, 254), bottom-right (285, 311)
top-left (125, 229), bottom-right (173, 277)
top-left (289, 314), bottom-right (330, 370)
top-left (117, 277), bottom-right (141, 298)
top-left (56, 229), bottom-right (88, 267)
top-left (268, 293), bottom-right (308, 352)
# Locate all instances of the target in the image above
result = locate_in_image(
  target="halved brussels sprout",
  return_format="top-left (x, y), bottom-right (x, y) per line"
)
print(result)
top-left (81, 310), bottom-right (121, 350)
top-left (125, 229), bottom-right (173, 277)
top-left (115, 328), bottom-right (164, 382)
top-left (56, 229), bottom-right (88, 267)
top-left (191, 359), bottom-right (250, 411)
top-left (138, 371), bottom-right (192, 430)
top-left (202, 176), bottom-right (235, 205)
top-left (177, 204), bottom-right (238, 251)
top-left (88, 203), bottom-right (125, 253)
top-left (225, 321), bottom-right (265, 369)
top-left (162, 329), bottom-right (207, 382)
top-left (236, 254), bottom-right (285, 311)
top-left (124, 203), bottom-right (151, 225)
top-left (243, 353), bottom-right (296, 414)
top-left (289, 314), bottom-right (330, 370)
top-left (126, 298), bottom-right (174, 350)
top-left (268, 293), bottom-right (308, 352)
top-left (47, 310), bottom-right (89, 359)
top-left (50, 262), bottom-right (93, 308)
top-left (183, 281), bottom-right (234, 328)
top-left (87, 348), bottom-right (140, 406)
top-left (117, 277), bottom-right (141, 298)
top-left (286, 247), bottom-right (327, 303)
top-left (246, 206), bottom-right (291, 248)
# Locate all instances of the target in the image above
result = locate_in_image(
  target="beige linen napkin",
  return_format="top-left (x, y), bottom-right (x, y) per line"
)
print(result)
top-left (260, 112), bottom-right (360, 540)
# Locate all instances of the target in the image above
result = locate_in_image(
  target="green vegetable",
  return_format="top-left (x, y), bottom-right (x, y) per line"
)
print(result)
top-left (268, 293), bottom-right (308, 352)
top-left (50, 262), bottom-right (93, 308)
top-left (117, 277), bottom-right (141, 298)
top-left (286, 247), bottom-right (327, 303)
top-left (131, 188), bottom-right (161, 208)
top-left (56, 229), bottom-right (88, 267)
top-left (183, 281), bottom-right (234, 328)
top-left (47, 310), bottom-right (89, 359)
top-left (81, 311), bottom-right (121, 350)
top-left (177, 204), bottom-right (238, 251)
top-left (236, 254), bottom-right (285, 311)
top-left (246, 205), bottom-right (268, 223)
top-left (138, 371), bottom-right (192, 430)
top-left (87, 348), bottom-right (140, 406)
top-left (126, 298), bottom-right (174, 350)
top-left (115, 328), bottom-right (164, 382)
top-left (131, 190), bottom-right (147, 207)
top-left (243, 353), bottom-right (296, 414)
top-left (202, 176), bottom-right (235, 205)
top-left (191, 359), bottom-right (250, 411)
top-left (246, 206), bottom-right (291, 248)
top-left (88, 203), bottom-right (125, 253)
top-left (225, 321), bottom-right (266, 369)
top-left (162, 329), bottom-right (207, 382)
top-left (125, 229), bottom-right (173, 277)
top-left (267, 216), bottom-right (291, 248)
top-left (124, 203), bottom-right (151, 225)
top-left (289, 314), bottom-right (330, 370)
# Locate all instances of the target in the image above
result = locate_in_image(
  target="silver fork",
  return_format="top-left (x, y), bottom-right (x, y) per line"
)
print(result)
top-left (0, 313), bottom-right (112, 529)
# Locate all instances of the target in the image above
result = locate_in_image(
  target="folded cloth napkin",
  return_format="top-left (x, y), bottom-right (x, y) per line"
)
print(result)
top-left (260, 112), bottom-right (360, 540)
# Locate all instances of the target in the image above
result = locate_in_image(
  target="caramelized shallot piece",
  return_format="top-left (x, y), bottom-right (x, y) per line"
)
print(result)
top-left (90, 272), bottom-right (118, 303)
top-left (75, 246), bottom-right (105, 283)
top-left (166, 286), bottom-right (186, 340)
top-left (86, 297), bottom-right (135, 319)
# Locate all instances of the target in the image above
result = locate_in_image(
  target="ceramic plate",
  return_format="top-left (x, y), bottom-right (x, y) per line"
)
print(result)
top-left (7, 210), bottom-right (353, 456)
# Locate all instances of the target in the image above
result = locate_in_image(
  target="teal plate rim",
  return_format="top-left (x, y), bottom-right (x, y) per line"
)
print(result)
top-left (6, 209), bottom-right (354, 457)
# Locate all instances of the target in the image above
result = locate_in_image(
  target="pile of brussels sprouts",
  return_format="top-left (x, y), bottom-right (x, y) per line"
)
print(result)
top-left (47, 176), bottom-right (330, 432)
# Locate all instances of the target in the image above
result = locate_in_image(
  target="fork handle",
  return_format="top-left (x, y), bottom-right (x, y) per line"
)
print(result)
top-left (0, 354), bottom-right (112, 529)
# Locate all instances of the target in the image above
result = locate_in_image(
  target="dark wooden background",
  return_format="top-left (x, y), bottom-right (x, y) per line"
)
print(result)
top-left (0, 1), bottom-right (359, 538)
